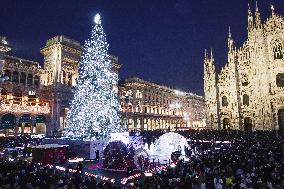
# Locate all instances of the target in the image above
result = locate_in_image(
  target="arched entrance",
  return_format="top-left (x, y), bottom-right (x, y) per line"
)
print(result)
top-left (277, 109), bottom-right (284, 132)
top-left (0, 113), bottom-right (16, 136)
top-left (19, 114), bottom-right (32, 134)
top-left (223, 118), bottom-right (230, 129)
top-left (35, 115), bottom-right (47, 134)
top-left (244, 117), bottom-right (253, 132)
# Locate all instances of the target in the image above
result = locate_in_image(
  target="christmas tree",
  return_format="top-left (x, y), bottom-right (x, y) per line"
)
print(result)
top-left (64, 14), bottom-right (124, 140)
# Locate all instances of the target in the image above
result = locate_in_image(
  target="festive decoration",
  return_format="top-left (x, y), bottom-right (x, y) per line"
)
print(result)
top-left (103, 141), bottom-right (135, 170)
top-left (109, 132), bottom-right (130, 144)
top-left (147, 132), bottom-right (189, 161)
top-left (64, 14), bottom-right (124, 139)
top-left (0, 103), bottom-right (50, 114)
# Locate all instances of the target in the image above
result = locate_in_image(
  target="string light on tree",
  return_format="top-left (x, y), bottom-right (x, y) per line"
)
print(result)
top-left (64, 13), bottom-right (124, 140)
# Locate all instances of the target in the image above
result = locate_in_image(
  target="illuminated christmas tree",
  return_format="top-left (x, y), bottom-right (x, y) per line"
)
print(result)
top-left (64, 14), bottom-right (124, 140)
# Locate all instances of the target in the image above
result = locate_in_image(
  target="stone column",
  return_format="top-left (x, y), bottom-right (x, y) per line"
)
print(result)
top-left (14, 117), bottom-right (19, 137)
top-left (25, 73), bottom-right (28, 86)
top-left (32, 75), bottom-right (35, 87)
top-left (31, 116), bottom-right (36, 134)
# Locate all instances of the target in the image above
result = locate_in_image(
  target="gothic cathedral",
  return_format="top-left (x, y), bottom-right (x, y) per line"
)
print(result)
top-left (204, 3), bottom-right (284, 131)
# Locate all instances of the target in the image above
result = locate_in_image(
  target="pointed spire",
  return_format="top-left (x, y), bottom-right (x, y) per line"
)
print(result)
top-left (210, 48), bottom-right (213, 58)
top-left (271, 4), bottom-right (275, 16)
top-left (255, 1), bottom-right (262, 29)
top-left (248, 3), bottom-right (254, 32)
top-left (204, 49), bottom-right (208, 61)
top-left (228, 26), bottom-right (234, 51)
top-left (248, 3), bottom-right (252, 15)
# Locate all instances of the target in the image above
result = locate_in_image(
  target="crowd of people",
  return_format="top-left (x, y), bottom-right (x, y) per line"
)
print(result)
top-left (0, 130), bottom-right (283, 188)
top-left (138, 130), bottom-right (284, 189)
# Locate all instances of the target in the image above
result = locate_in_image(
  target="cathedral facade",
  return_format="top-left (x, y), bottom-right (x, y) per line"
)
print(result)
top-left (204, 4), bottom-right (284, 131)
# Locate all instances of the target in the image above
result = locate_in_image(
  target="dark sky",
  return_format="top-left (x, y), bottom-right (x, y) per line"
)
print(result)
top-left (0, 0), bottom-right (283, 95)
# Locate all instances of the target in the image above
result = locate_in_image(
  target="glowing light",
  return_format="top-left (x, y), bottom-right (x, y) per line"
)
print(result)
top-left (109, 132), bottom-right (129, 144)
top-left (68, 157), bottom-right (84, 163)
top-left (169, 102), bottom-right (181, 109)
top-left (0, 103), bottom-right (50, 114)
top-left (144, 172), bottom-right (153, 177)
top-left (94, 14), bottom-right (101, 24)
top-left (55, 166), bottom-right (66, 171)
top-left (149, 132), bottom-right (189, 161)
top-left (170, 163), bottom-right (176, 168)
top-left (174, 90), bottom-right (186, 96)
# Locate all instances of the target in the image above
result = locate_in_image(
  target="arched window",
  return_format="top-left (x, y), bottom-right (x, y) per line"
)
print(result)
top-left (12, 71), bottom-right (19, 83)
top-left (68, 74), bottom-right (72, 86)
top-left (4, 70), bottom-right (11, 81)
top-left (243, 94), bottom-right (249, 106)
top-left (273, 39), bottom-right (283, 59)
top-left (222, 96), bottom-right (228, 107)
top-left (62, 70), bottom-right (66, 84)
top-left (20, 72), bottom-right (26, 84)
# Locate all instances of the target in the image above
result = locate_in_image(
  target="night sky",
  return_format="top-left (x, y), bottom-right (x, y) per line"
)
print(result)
top-left (0, 0), bottom-right (284, 95)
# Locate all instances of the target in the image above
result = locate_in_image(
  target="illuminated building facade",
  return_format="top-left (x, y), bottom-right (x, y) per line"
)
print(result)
top-left (119, 77), bottom-right (205, 130)
top-left (204, 4), bottom-right (284, 131)
top-left (0, 35), bottom-right (121, 136)
top-left (0, 35), bottom-right (205, 135)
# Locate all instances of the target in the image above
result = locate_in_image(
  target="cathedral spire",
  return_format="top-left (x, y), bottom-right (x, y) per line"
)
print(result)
top-left (271, 4), bottom-right (275, 16)
top-left (228, 26), bottom-right (234, 52)
top-left (210, 48), bottom-right (214, 61)
top-left (248, 3), bottom-right (254, 32)
top-left (204, 49), bottom-right (208, 61)
top-left (255, 1), bottom-right (262, 29)
top-left (204, 48), bottom-right (215, 75)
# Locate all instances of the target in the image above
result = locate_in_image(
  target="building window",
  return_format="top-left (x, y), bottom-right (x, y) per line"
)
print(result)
top-left (20, 72), bottom-right (26, 84)
top-left (68, 74), bottom-right (72, 86)
top-left (34, 75), bottom-right (40, 87)
top-left (62, 70), bottom-right (66, 84)
top-left (243, 94), bottom-right (249, 106)
top-left (242, 81), bottom-right (249, 86)
top-left (4, 70), bottom-right (11, 81)
top-left (222, 96), bottom-right (228, 107)
top-left (276, 73), bottom-right (284, 87)
top-left (27, 74), bottom-right (33, 86)
top-left (273, 39), bottom-right (283, 59)
top-left (12, 71), bottom-right (19, 83)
